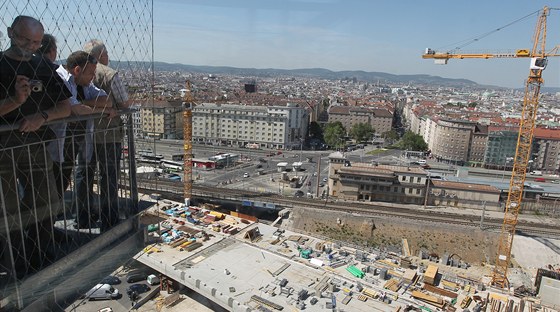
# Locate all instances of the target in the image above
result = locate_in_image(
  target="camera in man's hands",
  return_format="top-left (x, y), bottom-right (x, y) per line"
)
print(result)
top-left (28, 79), bottom-right (43, 92)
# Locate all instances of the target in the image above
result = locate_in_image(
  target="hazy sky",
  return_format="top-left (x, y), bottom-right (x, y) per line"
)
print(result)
top-left (154, 0), bottom-right (560, 89)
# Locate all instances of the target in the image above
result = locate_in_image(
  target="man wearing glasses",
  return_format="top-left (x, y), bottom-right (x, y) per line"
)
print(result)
top-left (0, 16), bottom-right (71, 277)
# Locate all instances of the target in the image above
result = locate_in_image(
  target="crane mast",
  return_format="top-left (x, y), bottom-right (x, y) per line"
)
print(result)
top-left (492, 6), bottom-right (548, 289)
top-left (422, 7), bottom-right (551, 288)
top-left (183, 80), bottom-right (194, 205)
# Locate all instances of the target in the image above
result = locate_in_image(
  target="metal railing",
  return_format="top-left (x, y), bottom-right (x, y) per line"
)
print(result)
top-left (0, 110), bottom-right (139, 310)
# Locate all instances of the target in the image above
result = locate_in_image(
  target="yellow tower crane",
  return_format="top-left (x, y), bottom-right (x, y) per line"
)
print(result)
top-left (423, 6), bottom-right (559, 288)
top-left (182, 80), bottom-right (194, 205)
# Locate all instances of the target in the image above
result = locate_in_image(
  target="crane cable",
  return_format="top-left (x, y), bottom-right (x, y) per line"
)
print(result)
top-left (436, 9), bottom-right (545, 53)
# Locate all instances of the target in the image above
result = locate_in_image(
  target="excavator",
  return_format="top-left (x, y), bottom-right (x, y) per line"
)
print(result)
top-left (423, 6), bottom-right (558, 288)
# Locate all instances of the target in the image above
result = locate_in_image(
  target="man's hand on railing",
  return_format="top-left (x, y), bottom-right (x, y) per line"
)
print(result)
top-left (105, 107), bottom-right (118, 119)
top-left (19, 112), bottom-right (46, 133)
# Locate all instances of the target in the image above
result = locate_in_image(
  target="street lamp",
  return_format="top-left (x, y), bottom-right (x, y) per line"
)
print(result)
top-left (501, 157), bottom-right (514, 182)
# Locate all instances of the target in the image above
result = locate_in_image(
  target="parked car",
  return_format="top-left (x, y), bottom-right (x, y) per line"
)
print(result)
top-left (322, 177), bottom-right (328, 182)
top-left (294, 190), bottom-right (305, 197)
top-left (243, 172), bottom-right (250, 178)
top-left (126, 283), bottom-right (151, 296)
top-left (147, 274), bottom-right (160, 285)
top-left (126, 271), bottom-right (148, 283)
top-left (100, 275), bottom-right (121, 285)
top-left (319, 182), bottom-right (325, 187)
top-left (84, 284), bottom-right (119, 300)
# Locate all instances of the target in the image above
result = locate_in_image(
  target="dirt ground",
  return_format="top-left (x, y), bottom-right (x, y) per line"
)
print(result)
top-left (286, 207), bottom-right (498, 264)
top-left (283, 206), bottom-right (560, 288)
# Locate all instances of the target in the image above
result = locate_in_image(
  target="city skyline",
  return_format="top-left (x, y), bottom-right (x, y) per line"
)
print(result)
top-left (1, 1), bottom-right (559, 89)
top-left (154, 0), bottom-right (560, 89)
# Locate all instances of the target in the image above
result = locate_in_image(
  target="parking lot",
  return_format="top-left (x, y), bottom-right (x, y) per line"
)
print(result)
top-left (66, 264), bottom-right (159, 312)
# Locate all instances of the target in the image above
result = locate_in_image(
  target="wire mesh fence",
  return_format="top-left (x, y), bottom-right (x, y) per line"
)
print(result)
top-left (0, 0), bottom-right (153, 310)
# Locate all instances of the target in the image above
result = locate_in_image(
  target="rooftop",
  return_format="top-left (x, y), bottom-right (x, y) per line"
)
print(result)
top-left (123, 199), bottom-right (532, 312)
top-left (432, 180), bottom-right (501, 193)
top-left (340, 163), bottom-right (427, 176)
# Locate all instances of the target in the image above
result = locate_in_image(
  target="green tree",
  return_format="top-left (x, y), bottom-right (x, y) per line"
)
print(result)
top-left (398, 131), bottom-right (428, 151)
top-left (308, 121), bottom-right (323, 140)
top-left (349, 122), bottom-right (374, 143)
top-left (323, 122), bottom-right (346, 147)
top-left (382, 130), bottom-right (399, 141)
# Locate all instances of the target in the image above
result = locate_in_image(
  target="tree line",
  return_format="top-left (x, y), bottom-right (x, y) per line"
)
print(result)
top-left (308, 121), bottom-right (427, 152)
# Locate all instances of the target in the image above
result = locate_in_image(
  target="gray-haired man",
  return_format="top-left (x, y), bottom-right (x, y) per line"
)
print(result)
top-left (83, 39), bottom-right (130, 231)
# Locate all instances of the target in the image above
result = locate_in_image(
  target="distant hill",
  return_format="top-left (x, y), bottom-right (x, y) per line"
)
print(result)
top-left (101, 61), bottom-right (560, 91)
top-left (149, 62), bottom-right (480, 88)
top-left (532, 87), bottom-right (560, 94)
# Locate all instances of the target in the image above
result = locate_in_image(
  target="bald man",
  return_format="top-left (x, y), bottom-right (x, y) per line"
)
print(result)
top-left (0, 15), bottom-right (72, 276)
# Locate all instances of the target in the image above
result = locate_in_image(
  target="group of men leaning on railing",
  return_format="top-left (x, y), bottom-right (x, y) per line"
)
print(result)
top-left (0, 15), bottom-right (130, 276)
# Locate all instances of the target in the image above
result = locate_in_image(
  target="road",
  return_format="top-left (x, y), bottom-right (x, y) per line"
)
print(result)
top-left (135, 139), bottom-right (408, 197)
top-left (133, 139), bottom-right (560, 197)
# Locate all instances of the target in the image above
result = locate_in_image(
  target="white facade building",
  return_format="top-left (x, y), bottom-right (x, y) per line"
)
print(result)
top-left (130, 103), bottom-right (143, 138)
top-left (192, 103), bottom-right (308, 149)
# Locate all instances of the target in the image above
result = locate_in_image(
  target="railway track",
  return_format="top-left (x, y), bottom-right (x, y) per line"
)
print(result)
top-left (136, 178), bottom-right (560, 238)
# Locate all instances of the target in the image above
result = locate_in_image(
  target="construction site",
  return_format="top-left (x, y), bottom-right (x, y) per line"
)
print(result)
top-left (96, 193), bottom-right (558, 312)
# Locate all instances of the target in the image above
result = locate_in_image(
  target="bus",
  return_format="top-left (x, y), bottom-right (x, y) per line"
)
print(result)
top-left (138, 152), bottom-right (164, 164)
top-left (404, 150), bottom-right (426, 159)
top-left (171, 153), bottom-right (184, 161)
top-left (161, 159), bottom-right (183, 172)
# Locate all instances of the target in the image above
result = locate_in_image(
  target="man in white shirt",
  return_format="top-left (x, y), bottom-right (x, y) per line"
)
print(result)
top-left (60, 51), bottom-right (115, 229)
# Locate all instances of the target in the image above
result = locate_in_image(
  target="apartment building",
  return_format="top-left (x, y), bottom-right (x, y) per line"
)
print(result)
top-left (403, 100), bottom-right (422, 133)
top-left (192, 102), bottom-right (308, 149)
top-left (468, 125), bottom-right (488, 166)
top-left (484, 130), bottom-right (518, 168)
top-left (130, 103), bottom-right (143, 138)
top-left (424, 117), bottom-right (438, 152)
top-left (403, 99), bottom-right (560, 174)
top-left (432, 119), bottom-right (477, 165)
top-left (139, 100), bottom-right (184, 139)
top-left (533, 128), bottom-right (560, 174)
top-left (328, 106), bottom-right (393, 135)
